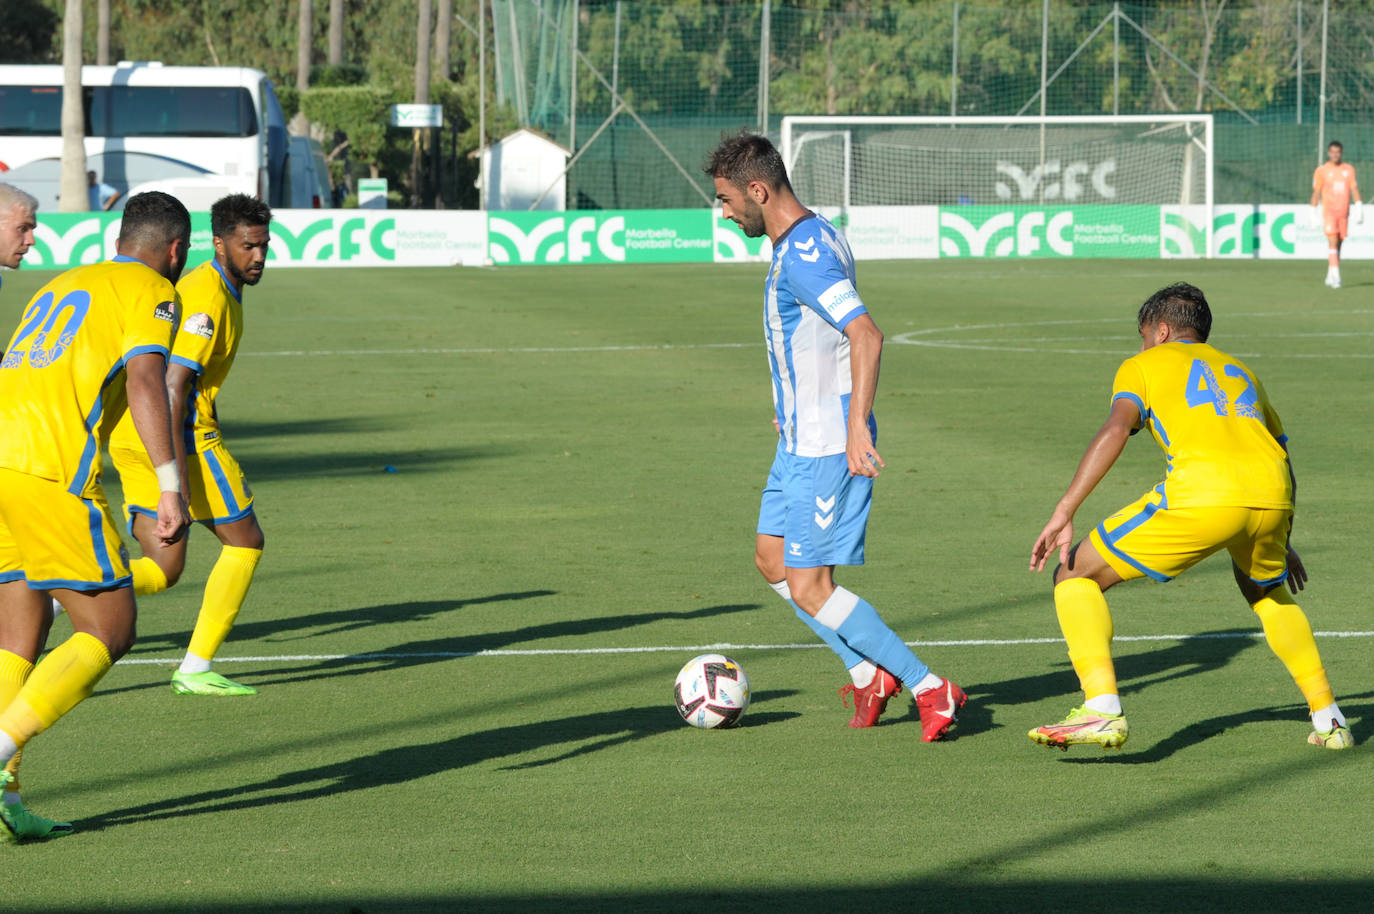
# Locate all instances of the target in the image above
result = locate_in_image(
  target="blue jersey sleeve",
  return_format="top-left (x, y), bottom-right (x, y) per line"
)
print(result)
top-left (781, 236), bottom-right (866, 331)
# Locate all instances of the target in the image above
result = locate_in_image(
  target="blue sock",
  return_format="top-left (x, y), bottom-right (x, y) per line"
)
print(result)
top-left (794, 605), bottom-right (865, 669)
top-left (768, 578), bottom-right (867, 670)
top-left (817, 588), bottom-right (930, 688)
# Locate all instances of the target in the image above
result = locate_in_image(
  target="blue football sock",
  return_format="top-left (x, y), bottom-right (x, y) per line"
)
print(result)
top-left (768, 578), bottom-right (866, 670)
top-left (794, 605), bottom-right (866, 669)
top-left (815, 587), bottom-right (930, 688)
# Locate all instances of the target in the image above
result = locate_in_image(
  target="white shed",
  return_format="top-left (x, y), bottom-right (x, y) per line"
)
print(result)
top-left (478, 128), bottom-right (570, 211)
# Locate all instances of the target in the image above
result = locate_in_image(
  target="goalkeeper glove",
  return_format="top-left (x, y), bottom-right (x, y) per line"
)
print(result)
top-left (1309, 206), bottom-right (1323, 230)
top-left (1354, 202), bottom-right (1365, 225)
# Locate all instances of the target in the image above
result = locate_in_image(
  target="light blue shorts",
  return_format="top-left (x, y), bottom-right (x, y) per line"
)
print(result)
top-left (756, 442), bottom-right (873, 568)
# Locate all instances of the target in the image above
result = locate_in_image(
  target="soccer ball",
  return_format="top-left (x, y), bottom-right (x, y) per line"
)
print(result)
top-left (673, 653), bottom-right (750, 729)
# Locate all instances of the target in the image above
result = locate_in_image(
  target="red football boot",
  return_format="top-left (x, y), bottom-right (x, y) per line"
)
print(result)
top-left (838, 666), bottom-right (902, 728)
top-left (914, 678), bottom-right (967, 742)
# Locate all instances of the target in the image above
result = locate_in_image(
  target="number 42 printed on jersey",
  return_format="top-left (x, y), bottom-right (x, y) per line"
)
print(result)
top-left (1185, 358), bottom-right (1262, 420)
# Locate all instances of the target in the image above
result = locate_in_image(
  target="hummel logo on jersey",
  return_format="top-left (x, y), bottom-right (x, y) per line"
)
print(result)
top-left (793, 236), bottom-right (821, 263)
top-left (789, 542), bottom-right (803, 556)
top-left (814, 495), bottom-right (835, 530)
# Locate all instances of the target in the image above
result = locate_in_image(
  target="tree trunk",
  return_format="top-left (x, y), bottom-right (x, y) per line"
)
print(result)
top-left (97, 0), bottom-right (110, 66)
top-left (59, 0), bottom-right (88, 213)
top-left (415, 0), bottom-right (433, 104)
top-left (413, 0), bottom-right (433, 206)
top-left (293, 0), bottom-right (313, 134)
top-left (329, 0), bottom-right (343, 66)
top-left (435, 0), bottom-right (451, 81)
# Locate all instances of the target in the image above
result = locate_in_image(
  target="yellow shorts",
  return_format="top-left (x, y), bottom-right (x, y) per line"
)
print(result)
top-left (0, 467), bottom-right (132, 591)
top-left (111, 439), bottom-right (255, 528)
top-left (1089, 486), bottom-right (1292, 587)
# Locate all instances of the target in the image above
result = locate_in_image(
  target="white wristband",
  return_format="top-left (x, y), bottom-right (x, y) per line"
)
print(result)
top-left (154, 460), bottom-right (180, 493)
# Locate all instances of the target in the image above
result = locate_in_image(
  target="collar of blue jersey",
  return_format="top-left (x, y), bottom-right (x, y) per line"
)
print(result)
top-left (773, 210), bottom-right (816, 249)
top-left (210, 257), bottom-right (243, 303)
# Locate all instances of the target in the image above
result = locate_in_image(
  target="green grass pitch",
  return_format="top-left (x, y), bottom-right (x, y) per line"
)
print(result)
top-left (1, 258), bottom-right (1371, 912)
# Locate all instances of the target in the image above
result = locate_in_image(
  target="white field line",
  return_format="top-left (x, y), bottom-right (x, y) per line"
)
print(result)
top-left (115, 630), bottom-right (1374, 664)
top-left (237, 310), bottom-right (1372, 360)
top-left (239, 342), bottom-right (755, 357)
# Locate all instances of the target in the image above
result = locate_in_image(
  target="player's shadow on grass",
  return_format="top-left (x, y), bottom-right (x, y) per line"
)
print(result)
top-left (226, 444), bottom-right (500, 481)
top-left (955, 627), bottom-right (1261, 739)
top-left (244, 601), bottom-right (764, 690)
top-left (114, 598), bottom-right (763, 695)
top-left (216, 416), bottom-right (394, 441)
top-left (1059, 689), bottom-right (1374, 764)
top-left (78, 699), bottom-right (802, 832)
top-left (131, 590), bottom-right (560, 651)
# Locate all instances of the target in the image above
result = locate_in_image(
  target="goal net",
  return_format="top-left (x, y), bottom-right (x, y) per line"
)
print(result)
top-left (780, 115), bottom-right (1213, 211)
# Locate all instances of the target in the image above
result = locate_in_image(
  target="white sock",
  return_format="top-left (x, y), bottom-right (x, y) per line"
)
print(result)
top-left (767, 579), bottom-right (791, 601)
top-left (849, 661), bottom-right (877, 688)
top-left (1312, 702), bottom-right (1346, 732)
top-left (178, 652), bottom-right (213, 675)
top-left (911, 672), bottom-right (944, 695)
top-left (1085, 693), bottom-right (1123, 715)
top-left (0, 731), bottom-right (16, 766)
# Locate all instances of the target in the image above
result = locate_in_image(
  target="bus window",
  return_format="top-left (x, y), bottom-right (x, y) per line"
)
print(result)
top-left (1, 86), bottom-right (257, 138)
top-left (0, 86), bottom-right (61, 135)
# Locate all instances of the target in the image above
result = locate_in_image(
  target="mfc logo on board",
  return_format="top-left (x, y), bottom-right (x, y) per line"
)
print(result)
top-left (488, 215), bottom-right (627, 264)
top-left (268, 216), bottom-right (396, 262)
top-left (939, 209), bottom-right (1074, 257)
top-left (995, 160), bottom-right (1117, 202)
top-left (1162, 209), bottom-right (1298, 258)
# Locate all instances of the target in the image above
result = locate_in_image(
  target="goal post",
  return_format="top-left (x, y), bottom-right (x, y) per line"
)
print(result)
top-left (780, 114), bottom-right (1214, 257)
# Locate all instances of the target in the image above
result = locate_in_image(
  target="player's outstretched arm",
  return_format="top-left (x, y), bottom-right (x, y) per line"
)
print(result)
top-left (127, 352), bottom-right (191, 545)
top-left (844, 313), bottom-right (884, 477)
top-left (1029, 398), bottom-right (1138, 572)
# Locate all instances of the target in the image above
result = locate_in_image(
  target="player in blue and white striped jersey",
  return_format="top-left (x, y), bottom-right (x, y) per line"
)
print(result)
top-left (705, 133), bottom-right (966, 737)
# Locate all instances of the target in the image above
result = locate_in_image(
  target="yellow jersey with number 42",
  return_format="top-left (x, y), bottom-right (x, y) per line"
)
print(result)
top-left (0, 256), bottom-right (178, 498)
top-left (1110, 340), bottom-right (1291, 510)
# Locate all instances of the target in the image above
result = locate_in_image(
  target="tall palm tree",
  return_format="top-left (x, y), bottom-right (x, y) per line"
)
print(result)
top-left (412, 0), bottom-right (432, 206)
top-left (294, 0), bottom-right (312, 134)
top-left (97, 0), bottom-right (110, 65)
top-left (328, 0), bottom-right (343, 65)
top-left (59, 0), bottom-right (87, 212)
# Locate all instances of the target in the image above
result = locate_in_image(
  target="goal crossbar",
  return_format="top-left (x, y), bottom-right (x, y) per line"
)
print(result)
top-left (781, 114), bottom-right (1214, 257)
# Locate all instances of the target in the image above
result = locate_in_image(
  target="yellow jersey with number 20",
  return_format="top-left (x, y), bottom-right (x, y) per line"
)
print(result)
top-left (0, 256), bottom-right (178, 498)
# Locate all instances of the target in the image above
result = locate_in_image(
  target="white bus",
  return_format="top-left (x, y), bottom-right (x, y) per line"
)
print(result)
top-left (0, 62), bottom-right (288, 211)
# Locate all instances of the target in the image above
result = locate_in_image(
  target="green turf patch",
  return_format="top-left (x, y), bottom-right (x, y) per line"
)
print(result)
top-left (1, 259), bottom-right (1370, 910)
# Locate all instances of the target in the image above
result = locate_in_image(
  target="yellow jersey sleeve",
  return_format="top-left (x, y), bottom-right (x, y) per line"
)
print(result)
top-left (170, 261), bottom-right (229, 374)
top-left (1110, 357), bottom-right (1149, 430)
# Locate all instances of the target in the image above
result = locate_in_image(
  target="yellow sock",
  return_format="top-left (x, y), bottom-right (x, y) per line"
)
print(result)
top-left (0, 651), bottom-right (34, 790)
top-left (131, 556), bottom-right (170, 597)
top-left (1252, 589), bottom-right (1334, 713)
top-left (187, 546), bottom-right (262, 662)
top-left (0, 633), bottom-right (111, 749)
top-left (1055, 578), bottom-right (1118, 701)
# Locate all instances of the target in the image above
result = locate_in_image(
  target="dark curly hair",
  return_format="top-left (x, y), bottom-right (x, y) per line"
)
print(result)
top-left (211, 193), bottom-right (272, 239)
top-left (1137, 282), bottom-right (1212, 343)
top-left (702, 131), bottom-right (792, 194)
top-left (119, 191), bottom-right (191, 249)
